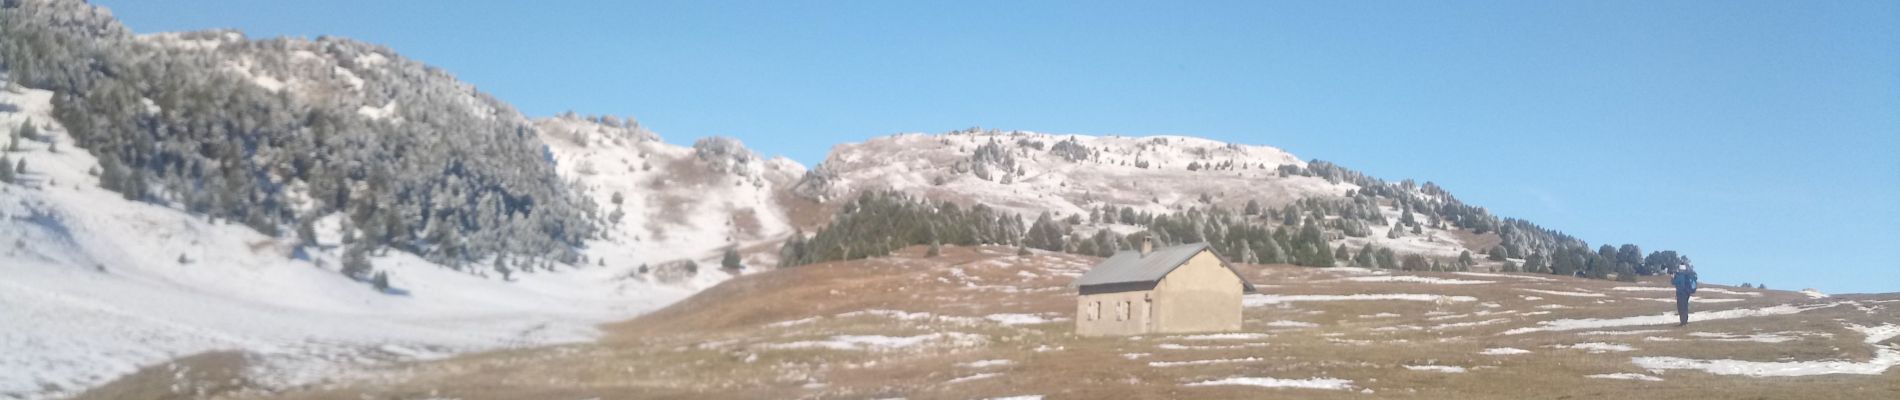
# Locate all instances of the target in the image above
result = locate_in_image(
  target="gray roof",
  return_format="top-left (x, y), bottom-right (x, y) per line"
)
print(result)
top-left (1073, 242), bottom-right (1256, 293)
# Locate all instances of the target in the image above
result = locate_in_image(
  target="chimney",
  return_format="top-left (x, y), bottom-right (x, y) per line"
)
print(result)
top-left (1140, 237), bottom-right (1154, 258)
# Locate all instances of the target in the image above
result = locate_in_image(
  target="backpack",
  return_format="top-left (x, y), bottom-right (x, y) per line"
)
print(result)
top-left (1676, 271), bottom-right (1698, 294)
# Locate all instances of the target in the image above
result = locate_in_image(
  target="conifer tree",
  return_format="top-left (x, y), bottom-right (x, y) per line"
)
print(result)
top-left (721, 247), bottom-right (744, 271)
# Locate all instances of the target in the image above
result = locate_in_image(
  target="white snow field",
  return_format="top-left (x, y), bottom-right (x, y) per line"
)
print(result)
top-left (0, 85), bottom-right (715, 399)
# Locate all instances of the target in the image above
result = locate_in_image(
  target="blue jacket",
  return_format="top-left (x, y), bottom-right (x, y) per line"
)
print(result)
top-left (1672, 270), bottom-right (1698, 295)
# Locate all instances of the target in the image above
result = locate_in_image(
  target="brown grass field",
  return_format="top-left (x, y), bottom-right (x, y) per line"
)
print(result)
top-left (91, 246), bottom-right (1900, 399)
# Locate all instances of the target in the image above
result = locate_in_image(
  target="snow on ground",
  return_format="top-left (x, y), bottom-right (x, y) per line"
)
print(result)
top-left (1404, 365), bottom-right (1468, 373)
top-left (1480, 348), bottom-right (1532, 355)
top-left (985, 313), bottom-right (1054, 326)
top-left (765, 317), bottom-right (822, 328)
top-left (946, 372), bottom-right (1001, 384)
top-left (1553, 343), bottom-right (1638, 353)
top-left (1149, 357), bottom-right (1265, 367)
top-left (1340, 276), bottom-right (1492, 285)
top-left (1156, 343), bottom-right (1269, 350)
top-left (1697, 288), bottom-right (1763, 296)
top-left (0, 85), bottom-right (707, 400)
top-left (534, 115), bottom-right (803, 272)
top-left (1174, 333), bottom-right (1271, 341)
top-left (1244, 294), bottom-right (1478, 306)
top-left (1184, 376), bottom-right (1356, 390)
top-left (1504, 304), bottom-right (1830, 335)
top-left (1660, 332), bottom-right (1806, 343)
top-left (1851, 324), bottom-right (1900, 345)
top-left (1632, 347), bottom-right (1900, 377)
top-left (1431, 318), bottom-right (1511, 330)
top-left (984, 396), bottom-right (1043, 400)
top-left (1587, 373), bottom-right (1663, 381)
top-left (1579, 330), bottom-right (1670, 336)
top-left (958, 359), bottom-right (1014, 368)
top-left (1518, 289), bottom-right (1607, 298)
top-left (1802, 289), bottom-right (1830, 299)
top-left (759, 333), bottom-right (986, 352)
top-left (1266, 320), bottom-right (1320, 328)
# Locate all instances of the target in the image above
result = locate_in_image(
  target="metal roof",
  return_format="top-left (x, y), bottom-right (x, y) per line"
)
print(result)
top-left (1072, 242), bottom-right (1256, 293)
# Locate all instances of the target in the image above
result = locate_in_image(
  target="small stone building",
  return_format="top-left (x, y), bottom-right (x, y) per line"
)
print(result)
top-left (1072, 241), bottom-right (1256, 336)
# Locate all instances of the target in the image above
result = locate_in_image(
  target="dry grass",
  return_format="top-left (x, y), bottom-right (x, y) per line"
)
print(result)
top-left (207, 246), bottom-right (1898, 399)
top-left (74, 351), bottom-right (252, 400)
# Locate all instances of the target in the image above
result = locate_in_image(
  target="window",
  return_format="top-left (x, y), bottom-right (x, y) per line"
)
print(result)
top-left (1116, 301), bottom-right (1129, 321)
top-left (1088, 301), bottom-right (1101, 321)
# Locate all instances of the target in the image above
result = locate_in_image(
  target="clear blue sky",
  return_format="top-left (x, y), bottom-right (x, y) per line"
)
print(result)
top-left (98, 1), bottom-right (1898, 293)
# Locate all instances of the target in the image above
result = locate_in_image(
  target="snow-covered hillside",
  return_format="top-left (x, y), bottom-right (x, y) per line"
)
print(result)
top-left (534, 115), bottom-right (805, 269)
top-left (795, 129), bottom-right (1479, 259)
top-left (137, 29), bottom-right (517, 126)
top-left (0, 84), bottom-right (707, 400)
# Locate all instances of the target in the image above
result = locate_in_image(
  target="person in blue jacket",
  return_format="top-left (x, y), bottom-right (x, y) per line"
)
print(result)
top-left (1671, 263), bottom-right (1699, 326)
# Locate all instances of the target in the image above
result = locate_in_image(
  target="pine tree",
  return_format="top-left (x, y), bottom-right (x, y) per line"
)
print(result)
top-left (1502, 260), bottom-right (1521, 273)
top-left (372, 271), bottom-right (391, 291)
top-left (5, 124), bottom-right (20, 152)
top-left (1489, 245), bottom-right (1507, 261)
top-left (721, 247), bottom-right (744, 271)
top-left (1401, 254), bottom-right (1428, 271)
top-left (1244, 199), bottom-right (1262, 216)
top-left (342, 240), bottom-right (372, 280)
top-left (926, 240), bottom-right (942, 257)
top-left (1334, 244), bottom-right (1350, 264)
top-left (1458, 250), bottom-right (1475, 270)
top-left (296, 218), bottom-right (318, 246)
top-left (0, 154), bottom-right (12, 184)
top-left (1016, 244), bottom-right (1031, 256)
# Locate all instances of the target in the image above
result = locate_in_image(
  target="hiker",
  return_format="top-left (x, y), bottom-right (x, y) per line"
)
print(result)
top-left (1672, 263), bottom-right (1699, 326)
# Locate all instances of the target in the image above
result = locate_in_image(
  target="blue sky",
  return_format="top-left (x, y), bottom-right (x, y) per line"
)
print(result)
top-left (98, 1), bottom-right (1897, 293)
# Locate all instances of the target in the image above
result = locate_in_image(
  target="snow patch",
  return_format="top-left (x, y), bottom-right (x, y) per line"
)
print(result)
top-left (1480, 347), bottom-right (1531, 355)
top-left (1552, 343), bottom-right (1638, 353)
top-left (1184, 376), bottom-right (1356, 390)
top-left (1504, 304), bottom-right (1830, 335)
top-left (985, 313), bottom-right (1053, 326)
top-left (1587, 373), bottom-right (1663, 381)
top-left (1174, 333), bottom-right (1271, 341)
top-left (759, 332), bottom-right (985, 352)
top-left (959, 359), bottom-right (1014, 368)
top-left (1149, 357), bottom-right (1265, 367)
top-left (1404, 365), bottom-right (1467, 373)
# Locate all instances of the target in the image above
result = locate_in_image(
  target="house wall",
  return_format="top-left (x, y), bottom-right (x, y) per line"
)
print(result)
top-left (1150, 250), bottom-right (1245, 334)
top-left (1075, 290), bottom-right (1152, 337)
